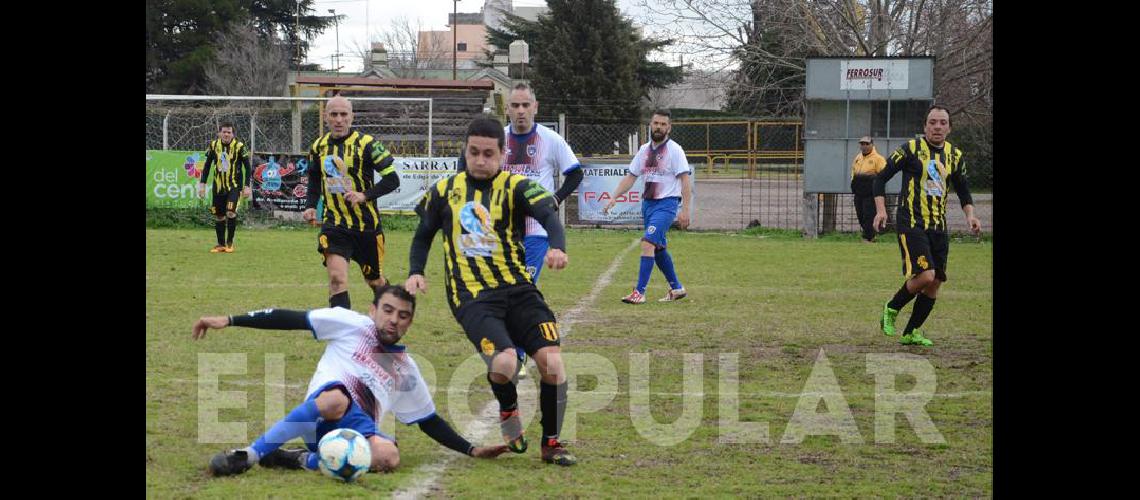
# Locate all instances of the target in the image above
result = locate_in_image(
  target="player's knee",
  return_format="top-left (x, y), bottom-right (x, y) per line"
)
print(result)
top-left (534, 346), bottom-right (565, 384)
top-left (226, 211), bottom-right (236, 219)
top-left (366, 277), bottom-right (387, 289)
top-left (912, 270), bottom-right (935, 288)
top-left (489, 349), bottom-right (518, 381)
top-left (640, 240), bottom-right (656, 255)
top-left (371, 450), bottom-right (399, 473)
top-left (924, 279), bottom-right (942, 297)
top-left (215, 216), bottom-right (226, 222)
top-left (329, 273), bottom-right (349, 290)
top-left (314, 389), bottom-right (349, 420)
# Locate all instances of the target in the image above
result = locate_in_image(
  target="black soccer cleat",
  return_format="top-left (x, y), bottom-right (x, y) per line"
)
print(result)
top-left (258, 448), bottom-right (307, 470)
top-left (208, 449), bottom-right (254, 477)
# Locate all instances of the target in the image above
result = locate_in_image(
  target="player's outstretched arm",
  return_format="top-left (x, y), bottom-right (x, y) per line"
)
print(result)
top-left (192, 309), bottom-right (311, 340)
top-left (417, 413), bottom-right (510, 458)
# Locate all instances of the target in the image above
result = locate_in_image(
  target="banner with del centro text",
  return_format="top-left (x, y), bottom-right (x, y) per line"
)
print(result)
top-left (146, 150), bottom-right (210, 208)
top-left (145, 150), bottom-right (314, 211)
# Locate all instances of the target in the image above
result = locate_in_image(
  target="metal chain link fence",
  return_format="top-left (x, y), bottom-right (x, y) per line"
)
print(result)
top-left (146, 96), bottom-right (462, 156)
top-left (149, 99), bottom-right (986, 235)
top-left (560, 120), bottom-right (806, 232)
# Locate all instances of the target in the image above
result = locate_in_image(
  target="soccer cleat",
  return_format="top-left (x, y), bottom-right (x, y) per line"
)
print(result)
top-left (223, 245), bottom-right (235, 253)
top-left (900, 330), bottom-right (934, 346)
top-left (880, 302), bottom-right (899, 336)
top-left (210, 245), bottom-right (227, 253)
top-left (258, 448), bottom-right (306, 470)
top-left (208, 449), bottom-right (254, 477)
top-left (621, 290), bottom-right (646, 304)
top-left (541, 438), bottom-right (577, 466)
top-left (517, 354), bottom-right (528, 379)
top-left (658, 287), bottom-right (687, 302)
top-left (500, 409), bottom-right (527, 453)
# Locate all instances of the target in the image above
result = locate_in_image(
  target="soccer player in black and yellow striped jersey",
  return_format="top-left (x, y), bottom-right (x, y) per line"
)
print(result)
top-left (405, 116), bottom-right (577, 467)
top-left (197, 122), bottom-right (251, 253)
top-left (872, 105), bottom-right (982, 347)
top-left (302, 96), bottom-right (401, 310)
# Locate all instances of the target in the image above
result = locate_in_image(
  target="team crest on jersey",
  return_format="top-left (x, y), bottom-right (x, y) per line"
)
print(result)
top-left (527, 144), bottom-right (537, 157)
top-left (924, 159), bottom-right (947, 197)
top-left (324, 155), bottom-right (353, 193)
top-left (459, 201), bottom-right (500, 257)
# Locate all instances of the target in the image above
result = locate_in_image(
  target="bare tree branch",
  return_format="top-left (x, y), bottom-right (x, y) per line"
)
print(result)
top-left (203, 22), bottom-right (290, 97)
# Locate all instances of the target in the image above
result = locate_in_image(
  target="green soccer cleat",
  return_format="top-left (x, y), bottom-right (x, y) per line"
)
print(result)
top-left (880, 303), bottom-right (900, 336)
top-left (500, 409), bottom-right (527, 453)
top-left (899, 329), bottom-right (934, 346)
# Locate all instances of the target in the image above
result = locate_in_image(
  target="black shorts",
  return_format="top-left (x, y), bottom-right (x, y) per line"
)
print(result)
top-left (897, 227), bottom-right (949, 281)
top-left (209, 188), bottom-right (241, 217)
top-left (455, 284), bottom-right (560, 360)
top-left (317, 224), bottom-right (386, 281)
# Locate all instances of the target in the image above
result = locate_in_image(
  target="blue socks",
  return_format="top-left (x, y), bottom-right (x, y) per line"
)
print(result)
top-left (654, 249), bottom-right (682, 290)
top-left (636, 256), bottom-right (654, 293)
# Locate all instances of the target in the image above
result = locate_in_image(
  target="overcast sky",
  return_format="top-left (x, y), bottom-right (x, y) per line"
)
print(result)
top-left (304, 0), bottom-right (668, 73)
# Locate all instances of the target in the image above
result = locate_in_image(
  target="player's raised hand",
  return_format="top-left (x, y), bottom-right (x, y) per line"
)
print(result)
top-left (192, 316), bottom-right (230, 340)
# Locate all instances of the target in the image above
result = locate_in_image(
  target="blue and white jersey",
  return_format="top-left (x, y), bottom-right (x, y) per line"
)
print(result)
top-left (305, 307), bottom-right (436, 425)
top-left (627, 139), bottom-right (691, 200)
top-left (502, 123), bottom-right (580, 237)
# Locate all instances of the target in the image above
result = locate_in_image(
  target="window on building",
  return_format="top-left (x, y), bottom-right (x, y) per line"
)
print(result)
top-left (457, 42), bottom-right (467, 52)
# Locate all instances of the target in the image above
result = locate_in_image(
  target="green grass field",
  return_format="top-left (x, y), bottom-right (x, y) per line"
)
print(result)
top-left (146, 226), bottom-right (992, 497)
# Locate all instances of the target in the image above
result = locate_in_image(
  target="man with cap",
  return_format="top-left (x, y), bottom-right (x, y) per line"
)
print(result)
top-left (850, 136), bottom-right (886, 242)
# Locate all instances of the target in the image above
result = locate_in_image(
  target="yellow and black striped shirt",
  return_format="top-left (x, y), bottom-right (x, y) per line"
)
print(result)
top-left (409, 170), bottom-right (564, 313)
top-left (306, 129), bottom-right (398, 232)
top-left (874, 138), bottom-right (974, 232)
top-left (201, 139), bottom-right (250, 192)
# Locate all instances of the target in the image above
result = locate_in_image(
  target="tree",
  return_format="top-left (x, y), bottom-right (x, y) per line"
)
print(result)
top-left (633, 0), bottom-right (992, 124)
top-left (349, 17), bottom-right (453, 79)
top-left (486, 0), bottom-right (683, 122)
top-left (146, 0), bottom-right (334, 94)
top-left (203, 23), bottom-right (291, 96)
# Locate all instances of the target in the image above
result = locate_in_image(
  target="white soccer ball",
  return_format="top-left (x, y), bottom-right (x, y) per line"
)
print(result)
top-left (317, 428), bottom-right (372, 482)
